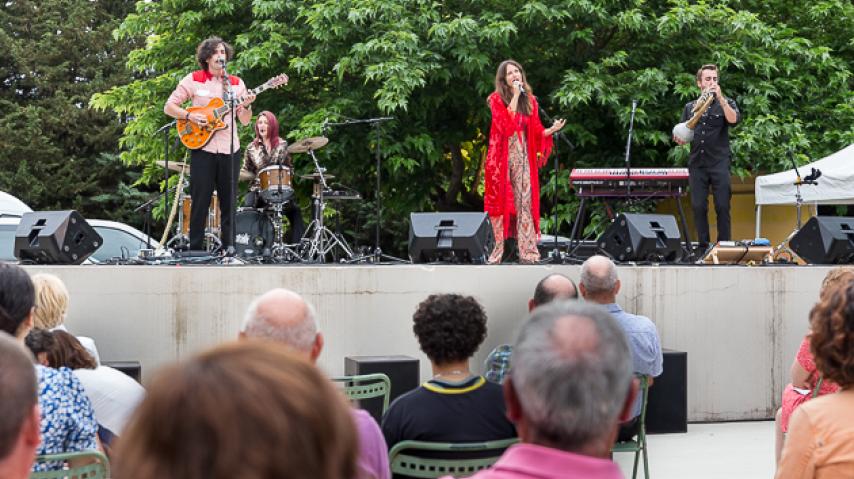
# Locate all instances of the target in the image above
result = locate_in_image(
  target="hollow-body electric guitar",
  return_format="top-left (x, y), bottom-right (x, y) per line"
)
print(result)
top-left (177, 73), bottom-right (288, 150)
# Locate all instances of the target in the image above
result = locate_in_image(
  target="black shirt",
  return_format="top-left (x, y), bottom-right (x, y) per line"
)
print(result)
top-left (680, 96), bottom-right (741, 167)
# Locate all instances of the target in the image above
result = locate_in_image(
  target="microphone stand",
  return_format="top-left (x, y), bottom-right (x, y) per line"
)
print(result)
top-left (134, 186), bottom-right (178, 250)
top-left (326, 116), bottom-right (405, 263)
top-left (538, 106), bottom-right (574, 264)
top-left (223, 65), bottom-right (237, 256)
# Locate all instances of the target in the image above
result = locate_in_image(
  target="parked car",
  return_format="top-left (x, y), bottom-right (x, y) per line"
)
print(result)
top-left (0, 192), bottom-right (33, 218)
top-left (0, 217), bottom-right (160, 264)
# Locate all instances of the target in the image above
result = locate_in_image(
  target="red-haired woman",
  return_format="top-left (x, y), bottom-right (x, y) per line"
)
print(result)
top-left (243, 111), bottom-right (305, 244)
top-left (485, 60), bottom-right (565, 264)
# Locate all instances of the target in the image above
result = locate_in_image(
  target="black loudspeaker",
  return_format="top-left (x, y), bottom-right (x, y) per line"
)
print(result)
top-left (646, 349), bottom-right (688, 434)
top-left (408, 212), bottom-right (494, 264)
top-left (345, 355), bottom-right (420, 423)
top-left (102, 361), bottom-right (142, 383)
top-left (790, 216), bottom-right (854, 264)
top-left (14, 211), bottom-right (102, 265)
top-left (597, 213), bottom-right (682, 262)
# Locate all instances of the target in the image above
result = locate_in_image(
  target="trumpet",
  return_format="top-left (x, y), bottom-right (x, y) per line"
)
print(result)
top-left (673, 89), bottom-right (715, 143)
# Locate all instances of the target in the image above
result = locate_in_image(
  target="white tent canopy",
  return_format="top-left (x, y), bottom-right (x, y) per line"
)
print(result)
top-left (755, 143), bottom-right (854, 206)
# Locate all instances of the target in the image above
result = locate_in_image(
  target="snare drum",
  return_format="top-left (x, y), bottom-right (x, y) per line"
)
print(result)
top-left (180, 192), bottom-right (221, 235)
top-left (258, 165), bottom-right (293, 203)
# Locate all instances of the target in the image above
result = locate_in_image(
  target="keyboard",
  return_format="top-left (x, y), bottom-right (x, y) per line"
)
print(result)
top-left (569, 168), bottom-right (689, 197)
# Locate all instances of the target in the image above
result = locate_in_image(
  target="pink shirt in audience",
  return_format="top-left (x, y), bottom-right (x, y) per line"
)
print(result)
top-left (352, 408), bottom-right (391, 479)
top-left (448, 443), bottom-right (623, 479)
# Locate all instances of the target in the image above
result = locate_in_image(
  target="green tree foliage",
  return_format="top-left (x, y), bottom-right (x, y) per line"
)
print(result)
top-left (0, 0), bottom-right (147, 224)
top-left (92, 0), bottom-right (852, 251)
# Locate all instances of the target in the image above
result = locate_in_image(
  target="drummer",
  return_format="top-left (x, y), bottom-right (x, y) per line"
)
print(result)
top-left (242, 111), bottom-right (305, 244)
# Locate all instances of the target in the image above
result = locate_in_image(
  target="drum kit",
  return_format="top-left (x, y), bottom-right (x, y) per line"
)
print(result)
top-left (158, 136), bottom-right (361, 263)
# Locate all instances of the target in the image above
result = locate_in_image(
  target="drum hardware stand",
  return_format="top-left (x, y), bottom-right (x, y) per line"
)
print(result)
top-left (267, 200), bottom-right (303, 263)
top-left (301, 148), bottom-right (356, 263)
top-left (539, 106), bottom-right (575, 264)
top-left (773, 149), bottom-right (820, 263)
top-left (326, 117), bottom-right (406, 263)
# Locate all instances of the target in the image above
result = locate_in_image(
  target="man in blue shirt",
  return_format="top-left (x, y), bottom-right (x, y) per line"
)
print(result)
top-left (579, 255), bottom-right (663, 441)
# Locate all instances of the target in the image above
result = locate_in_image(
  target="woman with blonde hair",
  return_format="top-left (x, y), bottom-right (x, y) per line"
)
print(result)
top-left (31, 273), bottom-right (99, 364)
top-left (114, 340), bottom-right (358, 479)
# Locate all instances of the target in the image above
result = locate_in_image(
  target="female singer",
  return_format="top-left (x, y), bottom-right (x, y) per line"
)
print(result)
top-left (484, 60), bottom-right (565, 264)
top-left (243, 111), bottom-right (305, 243)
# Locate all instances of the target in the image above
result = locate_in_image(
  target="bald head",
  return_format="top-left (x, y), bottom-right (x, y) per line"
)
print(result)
top-left (530, 274), bottom-right (578, 311)
top-left (241, 289), bottom-right (322, 361)
top-left (579, 255), bottom-right (619, 303)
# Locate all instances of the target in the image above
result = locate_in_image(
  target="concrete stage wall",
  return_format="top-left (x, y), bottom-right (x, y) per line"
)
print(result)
top-left (28, 264), bottom-right (830, 422)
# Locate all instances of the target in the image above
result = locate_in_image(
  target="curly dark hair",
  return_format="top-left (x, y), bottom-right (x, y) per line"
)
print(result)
top-left (809, 279), bottom-right (854, 388)
top-left (412, 294), bottom-right (487, 365)
top-left (196, 36), bottom-right (234, 71)
top-left (25, 328), bottom-right (55, 358)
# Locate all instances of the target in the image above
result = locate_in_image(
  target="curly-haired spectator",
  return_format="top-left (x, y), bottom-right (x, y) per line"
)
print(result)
top-left (776, 277), bottom-right (854, 478)
top-left (381, 294), bottom-right (516, 460)
top-left (114, 341), bottom-right (358, 479)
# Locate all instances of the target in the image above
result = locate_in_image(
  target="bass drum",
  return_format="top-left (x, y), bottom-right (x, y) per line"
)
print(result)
top-left (234, 209), bottom-right (274, 257)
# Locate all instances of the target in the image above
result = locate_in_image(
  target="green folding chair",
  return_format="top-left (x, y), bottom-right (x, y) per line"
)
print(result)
top-left (612, 375), bottom-right (650, 479)
top-left (331, 373), bottom-right (391, 414)
top-left (389, 438), bottom-right (519, 478)
top-left (811, 376), bottom-right (824, 398)
top-left (30, 450), bottom-right (109, 479)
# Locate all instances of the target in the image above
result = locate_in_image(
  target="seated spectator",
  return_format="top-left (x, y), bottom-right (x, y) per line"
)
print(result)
top-left (777, 277), bottom-right (854, 478)
top-left (580, 255), bottom-right (662, 442)
top-left (0, 332), bottom-right (41, 479)
top-left (0, 264), bottom-right (99, 471)
top-left (114, 341), bottom-right (358, 479)
top-left (775, 267), bottom-right (852, 463)
top-left (381, 294), bottom-right (516, 448)
top-left (241, 288), bottom-right (390, 479)
top-left (484, 273), bottom-right (578, 383)
top-left (456, 301), bottom-right (637, 479)
top-left (27, 329), bottom-right (145, 449)
top-left (32, 273), bottom-right (100, 364)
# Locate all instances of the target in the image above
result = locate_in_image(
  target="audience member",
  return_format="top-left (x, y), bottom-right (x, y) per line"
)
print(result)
top-left (0, 264), bottom-right (99, 470)
top-left (114, 341), bottom-right (358, 479)
top-left (774, 267), bottom-right (852, 463)
top-left (0, 332), bottom-right (41, 479)
top-left (241, 288), bottom-right (390, 479)
top-left (382, 294), bottom-right (516, 449)
top-left (455, 301), bottom-right (636, 479)
top-left (31, 330), bottom-right (145, 447)
top-left (776, 277), bottom-right (854, 478)
top-left (484, 273), bottom-right (578, 383)
top-left (580, 255), bottom-right (662, 442)
top-left (31, 273), bottom-right (100, 364)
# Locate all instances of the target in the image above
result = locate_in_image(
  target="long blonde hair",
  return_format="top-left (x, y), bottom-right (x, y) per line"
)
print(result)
top-left (32, 273), bottom-right (69, 329)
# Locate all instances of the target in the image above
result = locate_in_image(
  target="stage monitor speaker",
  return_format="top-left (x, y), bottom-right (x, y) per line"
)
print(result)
top-left (646, 349), bottom-right (688, 434)
top-left (14, 210), bottom-right (102, 265)
top-left (597, 213), bottom-right (682, 262)
top-left (408, 212), bottom-right (494, 264)
top-left (790, 216), bottom-right (854, 264)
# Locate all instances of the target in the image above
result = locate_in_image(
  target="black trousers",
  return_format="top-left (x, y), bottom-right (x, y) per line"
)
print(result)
top-left (689, 161), bottom-right (731, 244)
top-left (189, 149), bottom-right (240, 250)
top-left (242, 191), bottom-right (306, 244)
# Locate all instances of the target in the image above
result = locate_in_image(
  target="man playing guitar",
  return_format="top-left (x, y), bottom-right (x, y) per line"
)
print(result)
top-left (164, 36), bottom-right (258, 253)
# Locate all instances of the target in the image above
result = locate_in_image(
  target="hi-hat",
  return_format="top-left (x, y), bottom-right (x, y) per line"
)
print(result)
top-left (287, 136), bottom-right (329, 154)
top-left (155, 160), bottom-right (190, 173)
top-left (299, 172), bottom-right (336, 180)
top-left (238, 169), bottom-right (254, 182)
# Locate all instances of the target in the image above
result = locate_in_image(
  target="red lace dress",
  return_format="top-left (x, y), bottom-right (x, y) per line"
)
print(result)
top-left (780, 335), bottom-right (840, 432)
top-left (484, 92), bottom-right (552, 262)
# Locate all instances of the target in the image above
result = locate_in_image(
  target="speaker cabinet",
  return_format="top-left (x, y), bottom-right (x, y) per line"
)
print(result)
top-left (14, 211), bottom-right (102, 265)
top-left (408, 212), bottom-right (494, 264)
top-left (790, 216), bottom-right (854, 264)
top-left (345, 355), bottom-right (420, 423)
top-left (646, 349), bottom-right (688, 434)
top-left (598, 213), bottom-right (682, 262)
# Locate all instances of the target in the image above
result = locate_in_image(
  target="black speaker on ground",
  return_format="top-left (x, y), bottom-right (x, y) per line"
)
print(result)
top-left (102, 361), bottom-right (142, 383)
top-left (408, 212), bottom-right (494, 264)
top-left (345, 355), bottom-right (420, 423)
top-left (14, 211), bottom-right (102, 265)
top-left (646, 349), bottom-right (688, 434)
top-left (597, 213), bottom-right (682, 262)
top-left (790, 216), bottom-right (854, 264)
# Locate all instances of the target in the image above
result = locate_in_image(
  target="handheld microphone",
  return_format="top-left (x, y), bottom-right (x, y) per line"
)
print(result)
top-left (514, 81), bottom-right (526, 95)
top-left (217, 57), bottom-right (226, 66)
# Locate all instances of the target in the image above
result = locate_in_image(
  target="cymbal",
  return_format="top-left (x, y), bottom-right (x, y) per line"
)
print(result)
top-left (239, 169), bottom-right (254, 182)
top-left (287, 136), bottom-right (329, 154)
top-left (299, 172), bottom-right (336, 180)
top-left (155, 160), bottom-right (190, 174)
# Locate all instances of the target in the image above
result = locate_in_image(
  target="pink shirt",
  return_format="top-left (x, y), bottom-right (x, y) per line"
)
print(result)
top-left (450, 443), bottom-right (623, 479)
top-left (166, 70), bottom-right (248, 154)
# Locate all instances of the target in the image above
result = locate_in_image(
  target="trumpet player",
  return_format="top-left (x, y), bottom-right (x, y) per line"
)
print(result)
top-left (673, 64), bottom-right (741, 247)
